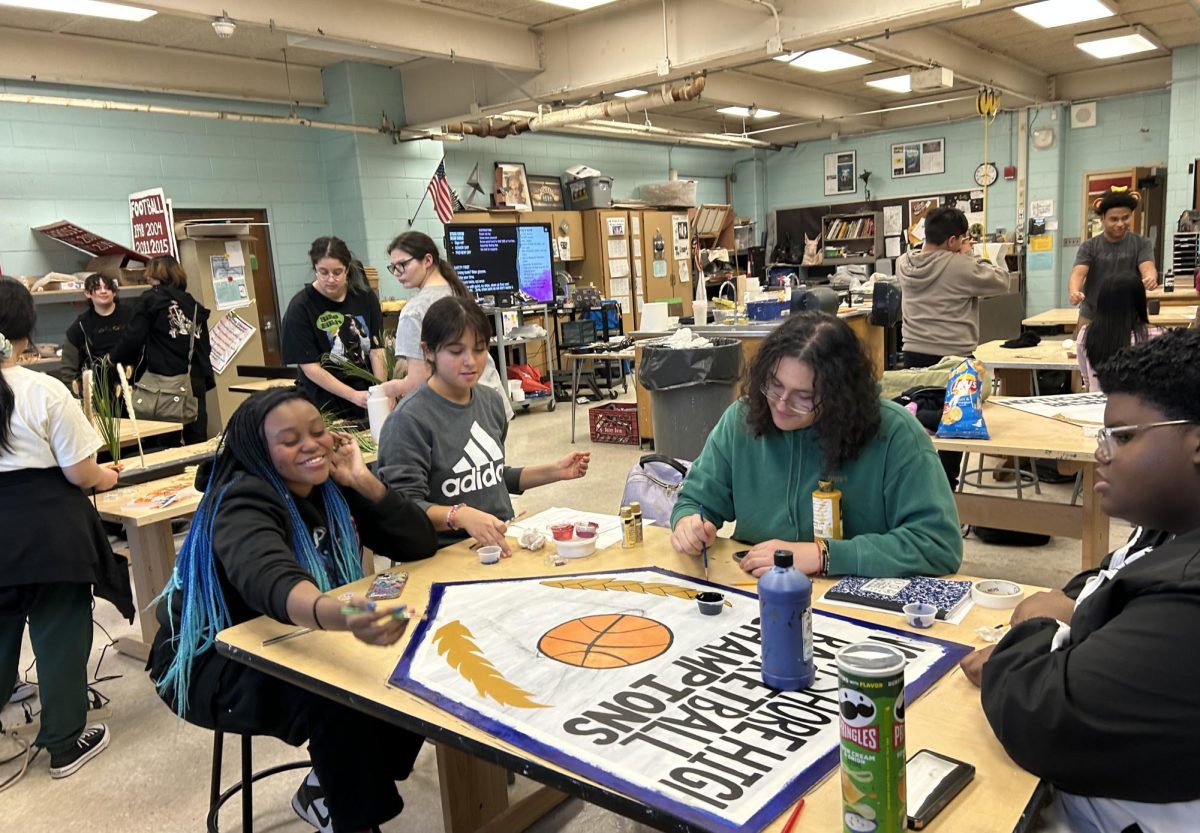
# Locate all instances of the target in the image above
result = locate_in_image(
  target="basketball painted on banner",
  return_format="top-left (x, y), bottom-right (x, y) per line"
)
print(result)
top-left (538, 614), bottom-right (673, 669)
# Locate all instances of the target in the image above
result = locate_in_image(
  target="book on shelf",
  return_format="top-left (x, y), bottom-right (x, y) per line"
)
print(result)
top-left (824, 217), bottom-right (876, 241)
top-left (822, 575), bottom-right (973, 620)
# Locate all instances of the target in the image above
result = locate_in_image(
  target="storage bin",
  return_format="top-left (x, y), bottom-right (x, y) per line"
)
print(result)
top-left (588, 402), bottom-right (639, 445)
top-left (567, 176), bottom-right (614, 210)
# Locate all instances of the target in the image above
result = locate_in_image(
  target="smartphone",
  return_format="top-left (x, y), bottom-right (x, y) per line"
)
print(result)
top-left (907, 749), bottom-right (974, 829)
top-left (366, 571), bottom-right (409, 601)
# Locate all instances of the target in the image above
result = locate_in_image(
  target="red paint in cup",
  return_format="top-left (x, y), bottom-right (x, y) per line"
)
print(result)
top-left (574, 521), bottom-right (599, 540)
top-left (550, 523), bottom-right (575, 541)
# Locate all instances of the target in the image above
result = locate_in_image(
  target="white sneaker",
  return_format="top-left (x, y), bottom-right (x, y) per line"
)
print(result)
top-left (291, 769), bottom-right (333, 833)
top-left (8, 681), bottom-right (36, 704)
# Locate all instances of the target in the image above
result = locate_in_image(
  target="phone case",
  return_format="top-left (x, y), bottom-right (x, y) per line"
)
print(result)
top-left (366, 571), bottom-right (409, 601)
top-left (907, 749), bottom-right (975, 829)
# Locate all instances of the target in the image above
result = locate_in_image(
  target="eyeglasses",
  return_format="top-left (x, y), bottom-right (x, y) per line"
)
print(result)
top-left (315, 267), bottom-right (346, 279)
top-left (760, 382), bottom-right (817, 415)
top-left (1096, 420), bottom-right (1197, 462)
top-left (387, 258), bottom-right (415, 276)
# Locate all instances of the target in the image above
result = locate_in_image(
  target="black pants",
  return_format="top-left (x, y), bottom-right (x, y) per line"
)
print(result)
top-left (156, 651), bottom-right (422, 833)
top-left (0, 583), bottom-right (93, 754)
top-left (180, 374), bottom-right (210, 446)
top-left (902, 350), bottom-right (963, 489)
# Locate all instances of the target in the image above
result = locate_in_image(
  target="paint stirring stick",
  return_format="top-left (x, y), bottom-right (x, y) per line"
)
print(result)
top-left (780, 799), bottom-right (805, 833)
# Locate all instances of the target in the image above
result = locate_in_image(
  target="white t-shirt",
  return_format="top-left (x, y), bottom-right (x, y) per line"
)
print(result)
top-left (0, 365), bottom-right (101, 472)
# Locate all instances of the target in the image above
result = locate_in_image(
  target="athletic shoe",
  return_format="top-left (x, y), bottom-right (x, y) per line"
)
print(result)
top-left (8, 681), bottom-right (37, 704)
top-left (48, 724), bottom-right (110, 779)
top-left (291, 769), bottom-right (333, 833)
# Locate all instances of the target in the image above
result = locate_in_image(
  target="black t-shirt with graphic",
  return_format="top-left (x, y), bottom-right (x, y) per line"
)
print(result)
top-left (281, 283), bottom-right (383, 418)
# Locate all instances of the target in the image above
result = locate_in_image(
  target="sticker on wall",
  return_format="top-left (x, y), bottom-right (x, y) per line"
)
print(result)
top-left (1029, 234), bottom-right (1054, 252)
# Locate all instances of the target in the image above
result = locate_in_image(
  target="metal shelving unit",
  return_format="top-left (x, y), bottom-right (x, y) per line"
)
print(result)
top-left (487, 304), bottom-right (556, 412)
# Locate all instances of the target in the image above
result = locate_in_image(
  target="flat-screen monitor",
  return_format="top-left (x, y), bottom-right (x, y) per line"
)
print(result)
top-left (444, 223), bottom-right (555, 303)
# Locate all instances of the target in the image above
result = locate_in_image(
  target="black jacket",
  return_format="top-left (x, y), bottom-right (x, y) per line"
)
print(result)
top-left (981, 527), bottom-right (1200, 803)
top-left (110, 285), bottom-right (214, 385)
top-left (59, 303), bottom-right (134, 389)
top-left (148, 474), bottom-right (437, 726)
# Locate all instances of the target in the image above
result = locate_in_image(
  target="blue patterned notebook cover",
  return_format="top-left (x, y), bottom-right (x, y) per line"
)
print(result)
top-left (824, 576), bottom-right (973, 620)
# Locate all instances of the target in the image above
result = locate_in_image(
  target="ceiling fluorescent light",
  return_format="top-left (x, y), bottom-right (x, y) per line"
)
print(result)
top-left (1075, 25), bottom-right (1159, 59)
top-left (782, 48), bottom-right (871, 72)
top-left (865, 70), bottom-right (912, 93)
top-left (1014, 0), bottom-right (1114, 29)
top-left (0, 0), bottom-right (155, 20)
top-left (536, 0), bottom-right (619, 9)
top-left (717, 106), bottom-right (780, 119)
top-left (286, 35), bottom-right (418, 65)
top-left (614, 89), bottom-right (648, 99)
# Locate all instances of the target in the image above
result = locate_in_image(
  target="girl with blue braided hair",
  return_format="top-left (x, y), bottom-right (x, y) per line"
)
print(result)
top-left (147, 386), bottom-right (437, 833)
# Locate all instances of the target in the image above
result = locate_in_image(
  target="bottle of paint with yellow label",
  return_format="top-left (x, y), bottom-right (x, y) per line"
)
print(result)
top-left (812, 480), bottom-right (843, 541)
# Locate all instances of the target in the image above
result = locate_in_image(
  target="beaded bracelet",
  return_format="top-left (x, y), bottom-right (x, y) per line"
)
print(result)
top-left (446, 503), bottom-right (465, 530)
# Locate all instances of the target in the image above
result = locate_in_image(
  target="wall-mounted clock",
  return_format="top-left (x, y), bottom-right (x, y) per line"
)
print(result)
top-left (974, 162), bottom-right (999, 187)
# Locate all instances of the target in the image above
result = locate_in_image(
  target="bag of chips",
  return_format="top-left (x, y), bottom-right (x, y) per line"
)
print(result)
top-left (935, 359), bottom-right (990, 440)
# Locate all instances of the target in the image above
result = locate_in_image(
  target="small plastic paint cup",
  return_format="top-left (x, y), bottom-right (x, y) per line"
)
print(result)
top-left (478, 546), bottom-right (502, 565)
top-left (550, 523), bottom-right (574, 541)
top-left (574, 521), bottom-right (599, 540)
top-left (696, 591), bottom-right (725, 616)
top-left (903, 602), bottom-right (937, 628)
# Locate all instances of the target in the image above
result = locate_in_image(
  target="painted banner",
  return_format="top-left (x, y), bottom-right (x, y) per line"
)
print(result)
top-left (129, 187), bottom-right (177, 258)
top-left (390, 568), bottom-right (970, 833)
top-left (32, 221), bottom-right (145, 261)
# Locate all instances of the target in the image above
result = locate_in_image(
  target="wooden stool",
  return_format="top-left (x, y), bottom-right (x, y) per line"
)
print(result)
top-left (207, 730), bottom-right (310, 833)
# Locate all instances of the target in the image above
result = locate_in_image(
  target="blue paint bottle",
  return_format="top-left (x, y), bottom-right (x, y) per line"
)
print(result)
top-left (759, 549), bottom-right (815, 691)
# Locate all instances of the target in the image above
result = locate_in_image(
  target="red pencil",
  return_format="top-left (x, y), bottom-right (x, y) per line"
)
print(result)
top-left (780, 798), bottom-right (805, 833)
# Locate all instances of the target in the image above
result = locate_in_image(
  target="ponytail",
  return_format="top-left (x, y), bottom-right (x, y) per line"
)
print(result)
top-left (0, 276), bottom-right (38, 454)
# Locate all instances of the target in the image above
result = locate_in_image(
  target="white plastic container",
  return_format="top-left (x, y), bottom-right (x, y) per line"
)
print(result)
top-left (366, 385), bottom-right (390, 442)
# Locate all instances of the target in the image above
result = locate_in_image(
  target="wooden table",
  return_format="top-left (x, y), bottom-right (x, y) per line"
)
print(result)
top-left (567, 349), bottom-right (635, 443)
top-left (1022, 306), bottom-right (1197, 331)
top-left (932, 399), bottom-right (1108, 570)
top-left (228, 377), bottom-right (295, 394)
top-left (215, 530), bottom-right (1040, 833)
top-left (1147, 286), bottom-right (1199, 305)
top-left (118, 418), bottom-right (181, 446)
top-left (974, 338), bottom-right (1077, 396)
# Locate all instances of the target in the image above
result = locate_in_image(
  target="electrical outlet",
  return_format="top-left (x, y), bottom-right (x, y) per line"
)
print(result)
top-left (656, 59), bottom-right (671, 77)
top-left (767, 33), bottom-right (783, 54)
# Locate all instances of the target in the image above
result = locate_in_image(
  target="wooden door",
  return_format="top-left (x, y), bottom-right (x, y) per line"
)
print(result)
top-left (172, 208), bottom-right (282, 365)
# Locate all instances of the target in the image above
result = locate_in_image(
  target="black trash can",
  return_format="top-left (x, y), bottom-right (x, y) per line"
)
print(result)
top-left (639, 338), bottom-right (744, 461)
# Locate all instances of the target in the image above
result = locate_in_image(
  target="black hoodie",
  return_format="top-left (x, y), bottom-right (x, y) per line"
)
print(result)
top-left (110, 284), bottom-right (214, 384)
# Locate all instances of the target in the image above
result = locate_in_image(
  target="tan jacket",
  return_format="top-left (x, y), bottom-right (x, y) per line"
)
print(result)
top-left (896, 248), bottom-right (1014, 356)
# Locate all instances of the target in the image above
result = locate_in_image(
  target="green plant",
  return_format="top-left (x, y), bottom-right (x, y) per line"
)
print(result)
top-left (90, 357), bottom-right (122, 467)
top-left (320, 352), bottom-right (382, 386)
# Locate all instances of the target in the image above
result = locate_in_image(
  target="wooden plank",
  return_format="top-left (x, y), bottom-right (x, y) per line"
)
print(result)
top-left (1080, 464), bottom-right (1110, 570)
top-left (953, 493), bottom-right (1082, 538)
top-left (119, 520), bottom-right (177, 659)
top-left (474, 786), bottom-right (570, 833)
top-left (436, 743), bottom-right (509, 833)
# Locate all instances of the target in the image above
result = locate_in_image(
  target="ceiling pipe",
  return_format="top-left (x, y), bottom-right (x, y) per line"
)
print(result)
top-left (0, 92), bottom-right (451, 142)
top-left (443, 76), bottom-right (706, 138)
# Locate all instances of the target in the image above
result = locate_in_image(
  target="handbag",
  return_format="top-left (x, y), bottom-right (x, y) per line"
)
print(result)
top-left (132, 304), bottom-right (199, 424)
top-left (619, 454), bottom-right (691, 528)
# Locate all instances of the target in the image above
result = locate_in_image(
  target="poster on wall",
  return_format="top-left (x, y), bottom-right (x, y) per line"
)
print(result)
top-left (823, 151), bottom-right (857, 196)
top-left (907, 197), bottom-right (942, 247)
top-left (891, 138), bottom-right (945, 178)
top-left (129, 188), bottom-right (177, 259)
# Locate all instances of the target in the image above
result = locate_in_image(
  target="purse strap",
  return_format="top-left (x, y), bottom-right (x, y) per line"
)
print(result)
top-left (184, 302), bottom-right (198, 375)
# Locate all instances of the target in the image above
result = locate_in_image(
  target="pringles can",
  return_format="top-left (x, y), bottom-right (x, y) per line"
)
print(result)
top-left (837, 642), bottom-right (906, 833)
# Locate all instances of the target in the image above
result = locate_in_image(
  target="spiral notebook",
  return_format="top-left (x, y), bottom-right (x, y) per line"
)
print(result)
top-left (823, 576), bottom-right (973, 621)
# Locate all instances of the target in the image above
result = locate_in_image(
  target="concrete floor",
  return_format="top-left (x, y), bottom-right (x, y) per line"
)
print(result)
top-left (1, 386), bottom-right (1122, 833)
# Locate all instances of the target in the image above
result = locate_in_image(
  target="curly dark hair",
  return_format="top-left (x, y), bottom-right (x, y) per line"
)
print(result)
top-left (1095, 189), bottom-right (1139, 217)
top-left (742, 311), bottom-right (881, 475)
top-left (1096, 327), bottom-right (1200, 422)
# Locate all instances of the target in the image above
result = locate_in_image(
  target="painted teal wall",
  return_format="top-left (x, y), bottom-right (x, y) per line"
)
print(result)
top-left (1168, 45), bottom-right (1200, 270)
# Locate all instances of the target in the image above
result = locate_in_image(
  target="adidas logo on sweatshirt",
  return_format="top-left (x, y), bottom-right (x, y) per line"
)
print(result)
top-left (442, 421), bottom-right (505, 498)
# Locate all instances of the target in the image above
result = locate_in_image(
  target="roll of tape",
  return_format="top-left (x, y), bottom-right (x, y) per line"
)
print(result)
top-left (972, 579), bottom-right (1024, 609)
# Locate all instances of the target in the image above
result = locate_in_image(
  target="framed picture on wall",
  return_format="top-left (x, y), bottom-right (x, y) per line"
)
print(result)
top-left (527, 175), bottom-right (566, 210)
top-left (891, 138), bottom-right (945, 178)
top-left (494, 162), bottom-right (532, 210)
top-left (824, 151), bottom-right (857, 196)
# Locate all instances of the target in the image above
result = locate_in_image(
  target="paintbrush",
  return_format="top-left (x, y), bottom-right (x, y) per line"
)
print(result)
top-left (469, 510), bottom-right (528, 549)
top-left (700, 508), bottom-right (709, 582)
top-left (261, 627), bottom-right (312, 647)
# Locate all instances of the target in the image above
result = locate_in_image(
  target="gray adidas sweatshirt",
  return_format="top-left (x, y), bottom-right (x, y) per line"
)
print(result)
top-left (377, 383), bottom-right (524, 547)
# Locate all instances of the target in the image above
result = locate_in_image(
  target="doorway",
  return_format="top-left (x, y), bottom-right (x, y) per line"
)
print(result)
top-left (172, 208), bottom-right (283, 365)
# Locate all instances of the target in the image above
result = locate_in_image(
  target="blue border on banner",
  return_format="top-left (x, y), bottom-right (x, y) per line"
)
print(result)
top-left (391, 567), bottom-right (971, 833)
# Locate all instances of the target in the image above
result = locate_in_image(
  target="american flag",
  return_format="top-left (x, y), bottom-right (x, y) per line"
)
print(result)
top-left (427, 159), bottom-right (458, 223)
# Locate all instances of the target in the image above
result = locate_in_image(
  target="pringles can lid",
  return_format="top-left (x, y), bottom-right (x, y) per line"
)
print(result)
top-left (836, 642), bottom-right (906, 676)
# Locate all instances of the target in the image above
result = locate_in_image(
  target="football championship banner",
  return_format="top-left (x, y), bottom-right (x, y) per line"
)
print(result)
top-left (390, 568), bottom-right (970, 832)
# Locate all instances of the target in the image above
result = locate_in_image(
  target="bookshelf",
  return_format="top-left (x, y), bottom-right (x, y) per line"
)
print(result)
top-left (821, 210), bottom-right (881, 265)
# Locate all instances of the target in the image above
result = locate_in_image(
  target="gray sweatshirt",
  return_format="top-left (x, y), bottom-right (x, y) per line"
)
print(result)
top-left (377, 383), bottom-right (523, 547)
top-left (896, 248), bottom-right (1015, 356)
